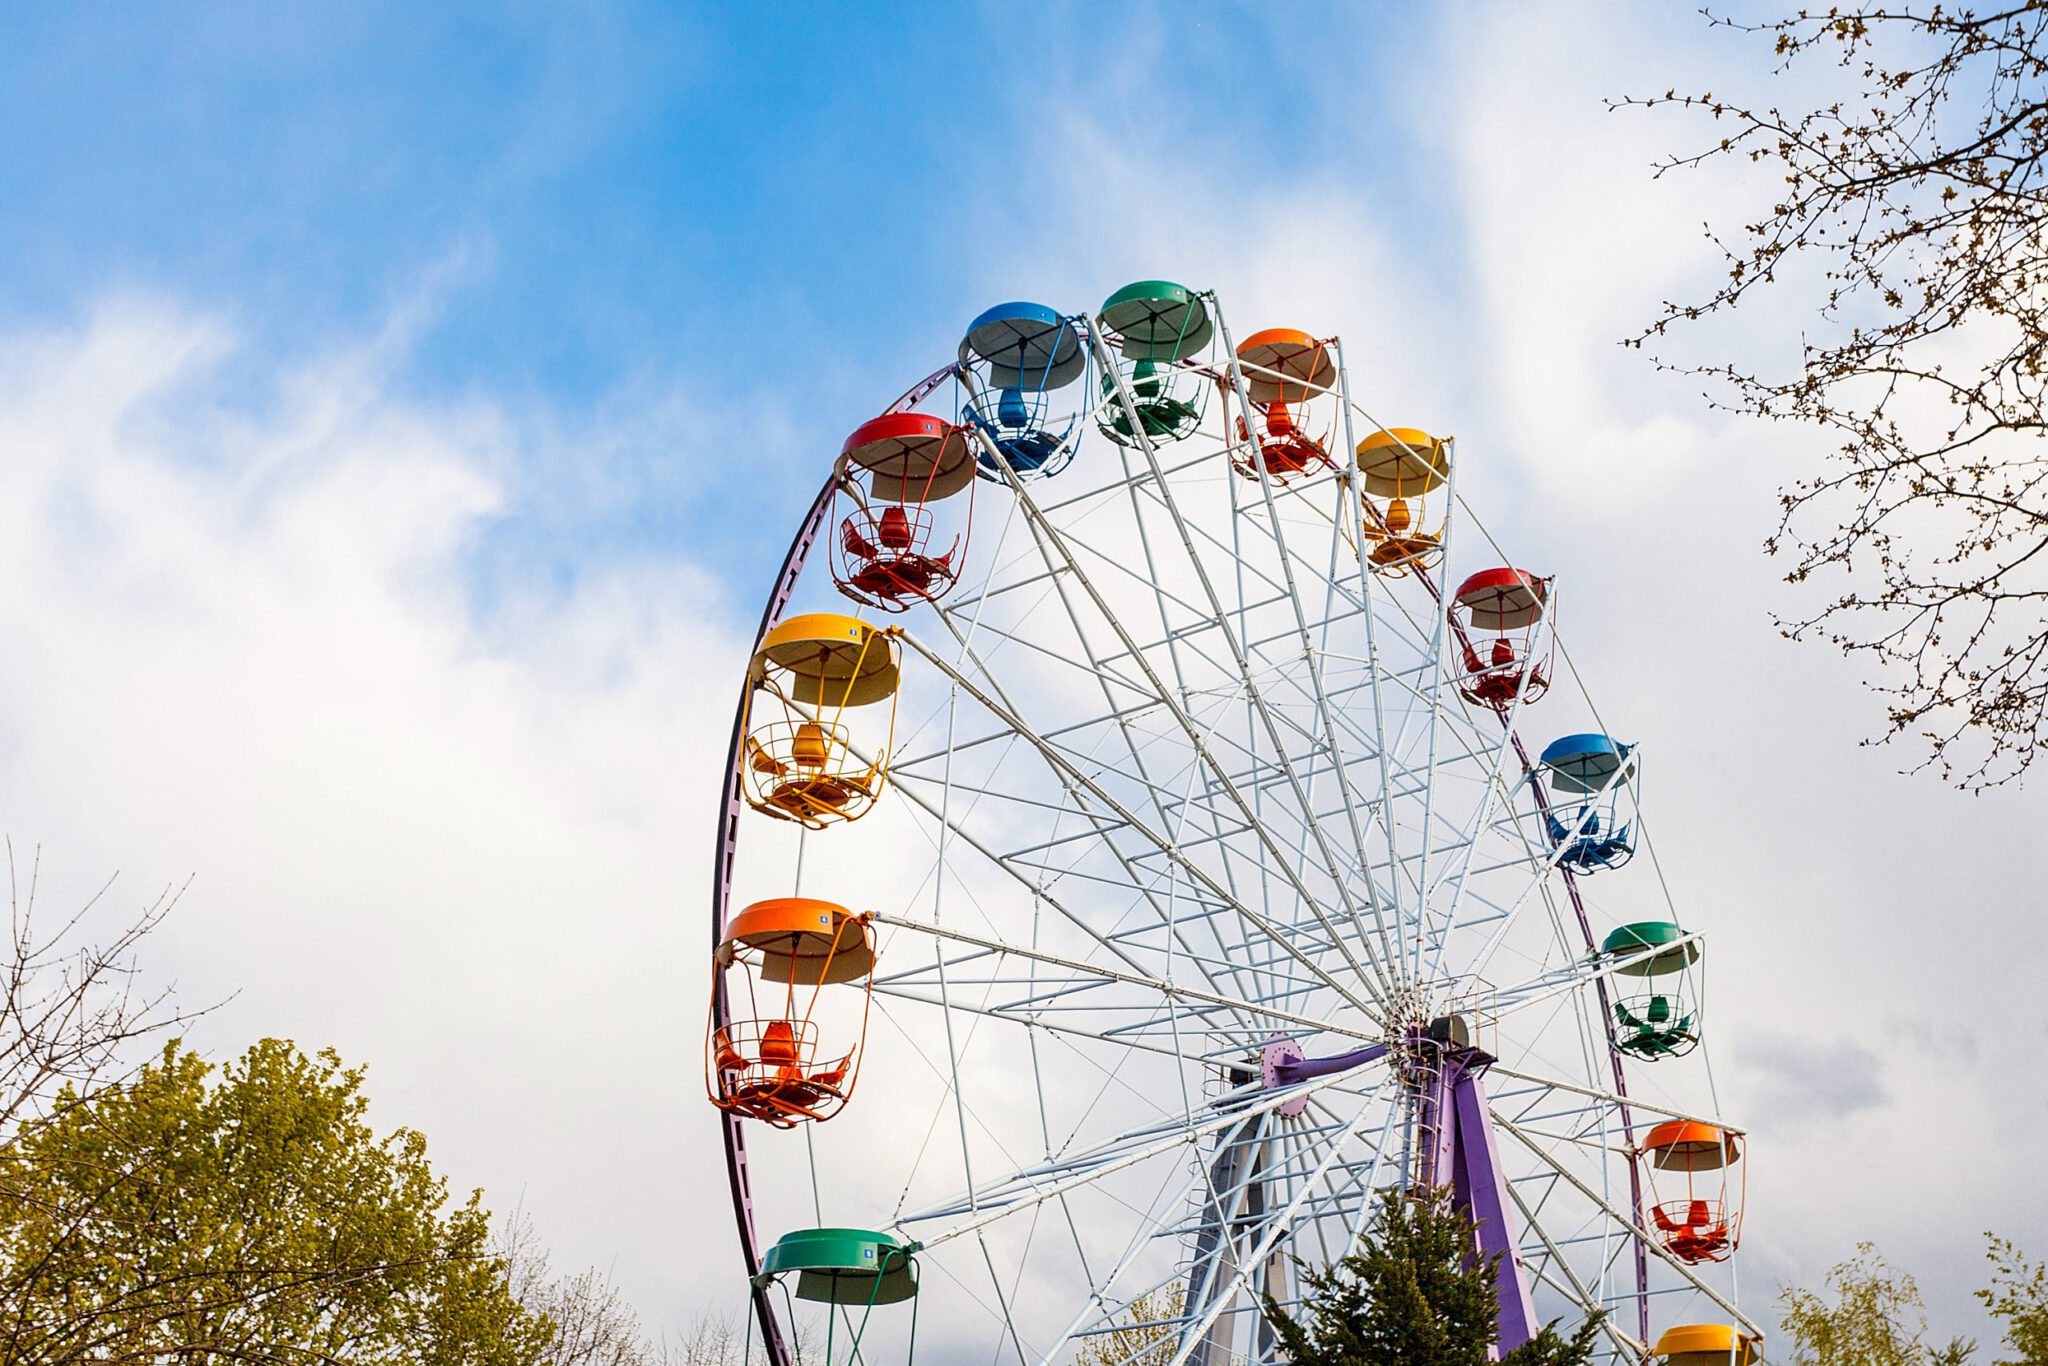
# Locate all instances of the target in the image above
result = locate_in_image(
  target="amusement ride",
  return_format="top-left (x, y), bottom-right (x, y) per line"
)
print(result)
top-left (707, 284), bottom-right (1758, 1365)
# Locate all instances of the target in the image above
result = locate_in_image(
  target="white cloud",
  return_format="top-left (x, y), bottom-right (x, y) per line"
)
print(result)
top-left (1740, 1029), bottom-right (1891, 1124)
top-left (0, 297), bottom-right (748, 1331)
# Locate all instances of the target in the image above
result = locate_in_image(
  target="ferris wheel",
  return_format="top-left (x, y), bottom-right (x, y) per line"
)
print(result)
top-left (706, 283), bottom-right (1763, 1366)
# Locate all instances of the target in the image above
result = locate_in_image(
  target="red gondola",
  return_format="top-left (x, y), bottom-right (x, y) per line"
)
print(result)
top-left (832, 413), bottom-right (975, 612)
top-left (1448, 568), bottom-right (1552, 706)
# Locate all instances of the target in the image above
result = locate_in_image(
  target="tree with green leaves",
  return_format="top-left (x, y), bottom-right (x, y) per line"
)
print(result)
top-left (1, 845), bottom-right (201, 1170)
top-left (1980, 1235), bottom-right (2048, 1366)
top-left (1261, 1190), bottom-right (1601, 1366)
top-left (1780, 1242), bottom-right (1975, 1366)
top-left (0, 1036), bottom-right (554, 1364)
top-left (1070, 1288), bottom-right (1184, 1366)
top-left (1781, 1237), bottom-right (2048, 1366)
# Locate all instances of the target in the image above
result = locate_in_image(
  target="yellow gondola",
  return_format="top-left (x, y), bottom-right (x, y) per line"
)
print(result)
top-left (1355, 426), bottom-right (1451, 575)
top-left (742, 613), bottom-right (901, 828)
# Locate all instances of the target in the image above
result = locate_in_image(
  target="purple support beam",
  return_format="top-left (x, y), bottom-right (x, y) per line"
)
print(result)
top-left (1452, 1066), bottom-right (1537, 1350)
top-left (1272, 1040), bottom-right (1387, 1085)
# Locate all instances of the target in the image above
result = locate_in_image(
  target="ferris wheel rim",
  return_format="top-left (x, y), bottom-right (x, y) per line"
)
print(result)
top-left (711, 293), bottom-right (1745, 1366)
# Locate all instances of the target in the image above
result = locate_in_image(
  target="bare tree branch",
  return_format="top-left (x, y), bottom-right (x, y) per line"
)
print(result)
top-left (1620, 3), bottom-right (2048, 787)
top-left (0, 839), bottom-right (207, 1156)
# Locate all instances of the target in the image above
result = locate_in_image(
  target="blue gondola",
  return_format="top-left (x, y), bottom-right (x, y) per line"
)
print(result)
top-left (957, 302), bottom-right (1087, 481)
top-left (1539, 732), bottom-right (1638, 873)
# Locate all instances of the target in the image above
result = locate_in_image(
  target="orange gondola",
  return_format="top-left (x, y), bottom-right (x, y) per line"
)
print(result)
top-left (1638, 1121), bottom-right (1745, 1264)
top-left (1223, 328), bottom-right (1338, 485)
top-left (709, 897), bottom-right (876, 1128)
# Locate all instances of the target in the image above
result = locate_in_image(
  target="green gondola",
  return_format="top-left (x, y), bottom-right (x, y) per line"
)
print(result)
top-left (1602, 921), bottom-right (1702, 1059)
top-left (746, 1227), bottom-right (919, 1364)
top-left (1094, 280), bottom-right (1212, 447)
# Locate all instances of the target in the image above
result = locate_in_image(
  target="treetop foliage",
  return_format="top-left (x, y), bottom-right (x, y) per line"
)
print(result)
top-left (0, 1036), bottom-right (553, 1365)
top-left (1262, 1191), bottom-right (1601, 1366)
top-left (1781, 1236), bottom-right (2048, 1366)
top-left (1979, 1235), bottom-right (2048, 1366)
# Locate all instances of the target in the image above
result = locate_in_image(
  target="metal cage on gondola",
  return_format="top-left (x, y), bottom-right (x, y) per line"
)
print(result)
top-left (745, 1227), bottom-right (919, 1366)
top-left (1540, 732), bottom-right (1639, 872)
top-left (1092, 280), bottom-right (1214, 448)
top-left (741, 614), bottom-right (900, 829)
top-left (709, 897), bottom-right (875, 1128)
top-left (1601, 921), bottom-right (1703, 1060)
top-left (1449, 568), bottom-right (1553, 707)
top-left (831, 414), bottom-right (976, 612)
top-left (958, 302), bottom-right (1088, 482)
top-left (1638, 1121), bottom-right (1745, 1264)
top-left (1223, 327), bottom-right (1338, 485)
top-left (1356, 426), bottom-right (1452, 575)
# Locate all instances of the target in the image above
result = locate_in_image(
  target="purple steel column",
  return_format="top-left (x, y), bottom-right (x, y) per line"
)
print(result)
top-left (1416, 1052), bottom-right (1465, 1193)
top-left (1451, 1067), bottom-right (1537, 1350)
top-left (1408, 1041), bottom-right (1536, 1354)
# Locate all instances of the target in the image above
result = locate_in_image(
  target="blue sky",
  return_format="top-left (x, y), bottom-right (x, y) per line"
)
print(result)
top-left (2, 1), bottom-right (2040, 1350)
top-left (2, 4), bottom-right (1434, 392)
top-left (1, 3), bottom-right (1459, 591)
